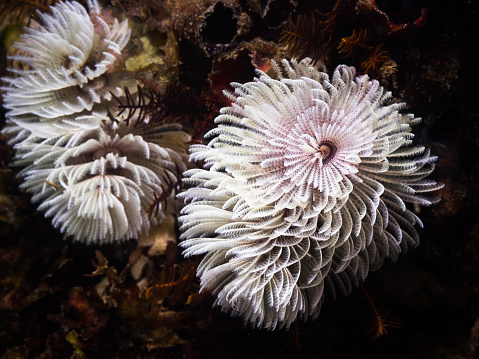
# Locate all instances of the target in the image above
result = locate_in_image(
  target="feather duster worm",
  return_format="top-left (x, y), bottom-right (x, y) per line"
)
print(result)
top-left (1, 0), bottom-right (190, 244)
top-left (2, 0), bottom-right (136, 141)
top-left (15, 118), bottom-right (189, 244)
top-left (178, 58), bottom-right (442, 330)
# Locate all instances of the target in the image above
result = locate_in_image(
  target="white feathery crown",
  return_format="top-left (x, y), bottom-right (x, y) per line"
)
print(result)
top-left (2, 0), bottom-right (190, 244)
top-left (178, 58), bottom-right (442, 330)
top-left (2, 0), bottom-right (135, 140)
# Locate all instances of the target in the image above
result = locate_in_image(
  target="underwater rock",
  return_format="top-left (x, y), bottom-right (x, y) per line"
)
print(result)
top-left (165, 0), bottom-right (251, 56)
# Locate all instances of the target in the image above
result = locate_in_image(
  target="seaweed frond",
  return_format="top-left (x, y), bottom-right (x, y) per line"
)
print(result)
top-left (112, 84), bottom-right (197, 127)
top-left (280, 11), bottom-right (332, 64)
top-left (87, 248), bottom-right (143, 307)
top-left (279, 0), bottom-right (353, 64)
top-left (337, 29), bottom-right (371, 59)
top-left (361, 44), bottom-right (392, 77)
top-left (146, 164), bottom-right (183, 219)
top-left (360, 283), bottom-right (401, 340)
top-left (145, 261), bottom-right (196, 304)
top-left (0, 0), bottom-right (57, 28)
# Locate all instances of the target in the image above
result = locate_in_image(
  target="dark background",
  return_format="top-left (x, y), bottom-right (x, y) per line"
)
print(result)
top-left (1, 0), bottom-right (478, 357)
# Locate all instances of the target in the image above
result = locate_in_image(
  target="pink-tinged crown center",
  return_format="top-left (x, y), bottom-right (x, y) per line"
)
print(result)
top-left (314, 141), bottom-right (336, 166)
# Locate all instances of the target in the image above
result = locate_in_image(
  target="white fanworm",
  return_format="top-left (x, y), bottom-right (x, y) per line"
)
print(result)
top-left (178, 58), bottom-right (442, 330)
top-left (2, 0), bottom-right (190, 244)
